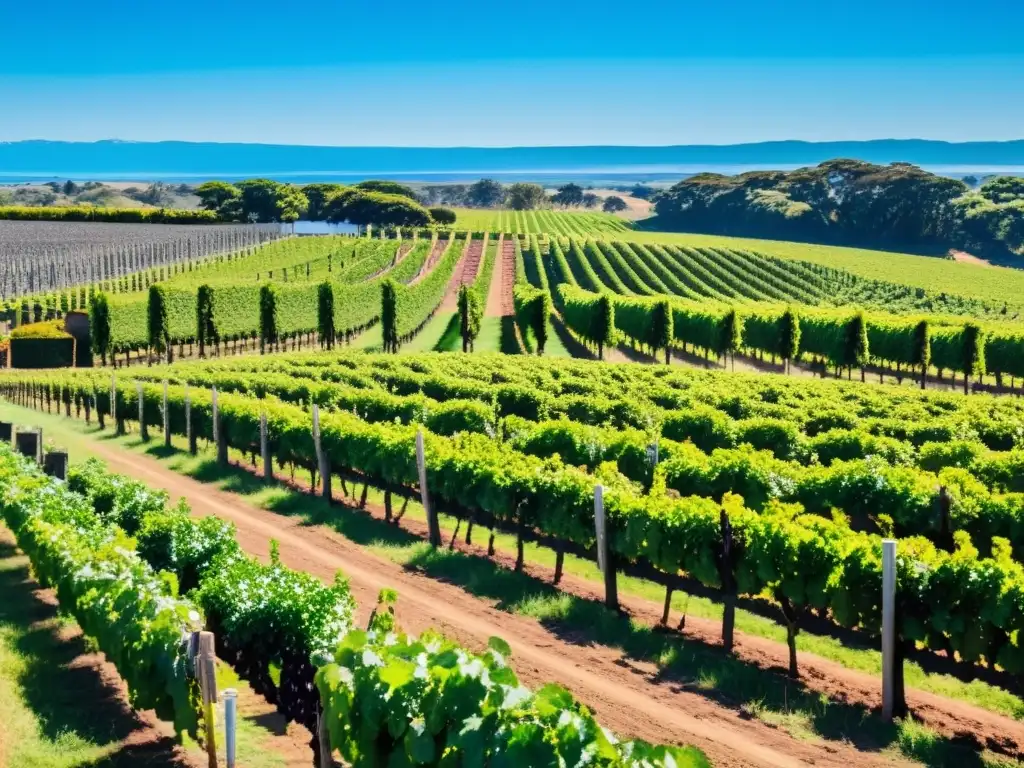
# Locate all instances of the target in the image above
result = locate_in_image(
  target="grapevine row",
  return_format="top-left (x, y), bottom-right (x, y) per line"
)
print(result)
top-left (8, 374), bottom-right (1024, 692)
top-left (1, 441), bottom-right (704, 767)
top-left (83, 355), bottom-right (1024, 557)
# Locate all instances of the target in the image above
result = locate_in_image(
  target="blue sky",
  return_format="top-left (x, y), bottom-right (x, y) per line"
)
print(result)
top-left (2, 0), bottom-right (1022, 146)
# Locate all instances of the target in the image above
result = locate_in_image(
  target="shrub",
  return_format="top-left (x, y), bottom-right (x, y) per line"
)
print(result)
top-left (10, 319), bottom-right (70, 340)
top-left (0, 205), bottom-right (220, 223)
top-left (317, 282), bottom-right (335, 349)
top-left (90, 292), bottom-right (111, 365)
top-left (259, 285), bottom-right (278, 353)
top-left (380, 280), bottom-right (398, 353)
top-left (196, 284), bottom-right (217, 357)
top-left (457, 285), bottom-right (482, 352)
top-left (148, 285), bottom-right (170, 360)
top-left (429, 207), bottom-right (456, 226)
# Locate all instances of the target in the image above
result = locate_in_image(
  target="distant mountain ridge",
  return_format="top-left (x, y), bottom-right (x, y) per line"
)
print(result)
top-left (1, 139), bottom-right (1023, 177)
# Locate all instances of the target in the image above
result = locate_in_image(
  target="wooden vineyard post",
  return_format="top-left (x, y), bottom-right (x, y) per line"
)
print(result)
top-left (317, 705), bottom-right (333, 768)
top-left (594, 484), bottom-right (606, 573)
top-left (137, 382), bottom-right (149, 441)
top-left (112, 374), bottom-right (124, 436)
top-left (312, 405), bottom-right (331, 499)
top-left (185, 385), bottom-right (197, 455)
top-left (212, 387), bottom-right (227, 465)
top-left (195, 631), bottom-right (218, 768)
top-left (211, 386), bottom-right (219, 457)
top-left (260, 410), bottom-right (272, 482)
top-left (719, 509), bottom-right (736, 651)
top-left (15, 429), bottom-right (43, 464)
top-left (94, 385), bottom-right (103, 428)
top-left (43, 451), bottom-right (68, 480)
top-left (417, 429), bottom-right (441, 547)
top-left (162, 380), bottom-right (171, 448)
top-left (594, 484), bottom-right (618, 610)
top-left (882, 538), bottom-right (901, 721)
top-left (223, 688), bottom-right (238, 768)
top-left (646, 438), bottom-right (659, 479)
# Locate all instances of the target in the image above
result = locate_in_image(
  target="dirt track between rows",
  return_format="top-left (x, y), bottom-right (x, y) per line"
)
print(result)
top-left (0, 528), bottom-right (200, 768)
top-left (485, 235), bottom-right (516, 318)
top-left (58, 435), bottom-right (953, 768)
top-left (408, 238), bottom-right (450, 285)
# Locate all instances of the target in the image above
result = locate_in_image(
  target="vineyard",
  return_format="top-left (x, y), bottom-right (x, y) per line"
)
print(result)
top-left (0, 432), bottom-right (707, 767)
top-left (5, 10), bottom-right (1024, 763)
top-left (508, 235), bottom-right (1024, 388)
top-left (449, 207), bottom-right (633, 236)
top-left (6, 348), bottom-right (1024, 764)
top-left (93, 233), bottom-right (452, 357)
top-left (623, 229), bottom-right (1024, 314)
top-left (6, 216), bottom-right (1024, 764)
top-left (12, 225), bottom-right (1011, 394)
top-left (0, 220), bottom-right (284, 302)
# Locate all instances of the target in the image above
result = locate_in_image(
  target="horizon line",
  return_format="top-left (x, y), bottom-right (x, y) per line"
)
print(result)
top-left (4, 137), bottom-right (1024, 150)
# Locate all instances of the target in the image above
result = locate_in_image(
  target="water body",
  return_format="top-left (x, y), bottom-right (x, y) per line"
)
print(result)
top-left (3, 164), bottom-right (1022, 186)
top-left (291, 221), bottom-right (359, 235)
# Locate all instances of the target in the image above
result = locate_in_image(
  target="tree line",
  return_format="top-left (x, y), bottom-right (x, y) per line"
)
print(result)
top-left (195, 179), bottom-right (453, 228)
top-left (417, 180), bottom-right (628, 213)
top-left (651, 159), bottom-right (1024, 260)
top-left (194, 178), bottom-right (631, 226)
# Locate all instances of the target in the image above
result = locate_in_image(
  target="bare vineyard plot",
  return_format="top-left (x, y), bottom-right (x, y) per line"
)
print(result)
top-left (497, 236), bottom-right (516, 316)
top-left (0, 220), bottom-right (284, 301)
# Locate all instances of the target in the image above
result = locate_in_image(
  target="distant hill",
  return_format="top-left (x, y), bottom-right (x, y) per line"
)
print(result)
top-left (650, 159), bottom-right (1024, 262)
top-left (1, 139), bottom-right (1023, 178)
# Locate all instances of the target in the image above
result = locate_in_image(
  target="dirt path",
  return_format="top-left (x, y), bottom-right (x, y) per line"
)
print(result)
top-left (584, 188), bottom-right (654, 222)
top-left (409, 238), bottom-right (450, 285)
top-left (950, 249), bottom-right (993, 267)
top-left (67, 437), bottom-right (924, 768)
top-left (366, 239), bottom-right (413, 281)
top-left (0, 528), bottom-right (201, 768)
top-left (231, 685), bottom-right (317, 766)
top-left (484, 236), bottom-right (516, 318)
top-left (438, 237), bottom-right (484, 313)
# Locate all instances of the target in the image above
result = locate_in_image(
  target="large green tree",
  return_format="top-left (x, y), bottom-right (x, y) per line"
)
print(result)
top-left (237, 179), bottom-right (308, 223)
top-left (325, 189), bottom-right (431, 228)
top-left (420, 184), bottom-right (468, 206)
top-left (979, 177), bottom-right (1024, 203)
top-left (551, 183), bottom-right (585, 207)
top-left (603, 195), bottom-right (628, 213)
top-left (302, 183), bottom-right (345, 220)
top-left (195, 181), bottom-right (241, 212)
top-left (466, 179), bottom-right (505, 208)
top-left (506, 183), bottom-right (546, 210)
top-left (356, 180), bottom-right (417, 199)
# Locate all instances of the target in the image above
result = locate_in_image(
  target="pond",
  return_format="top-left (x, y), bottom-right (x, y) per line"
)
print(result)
top-left (286, 221), bottom-right (360, 236)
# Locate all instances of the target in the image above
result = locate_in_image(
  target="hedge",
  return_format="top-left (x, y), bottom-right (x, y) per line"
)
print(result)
top-left (0, 206), bottom-right (221, 223)
top-left (11, 337), bottom-right (76, 368)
